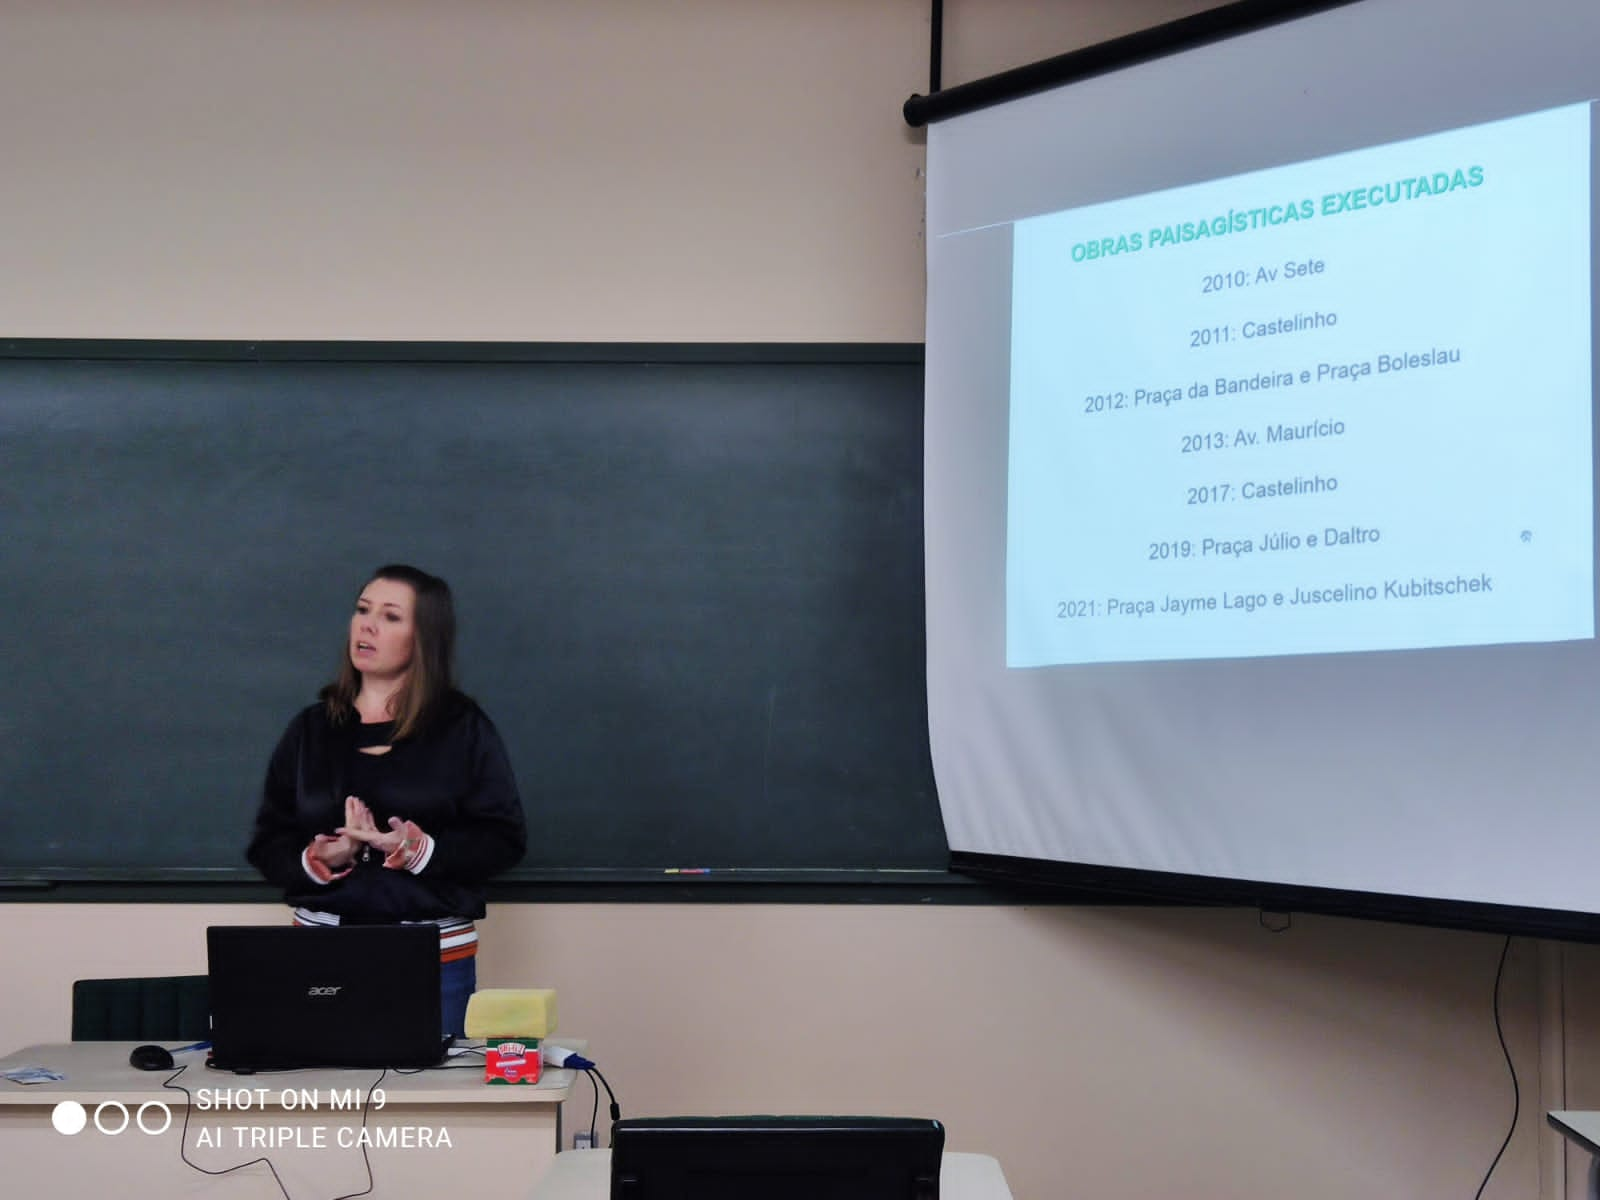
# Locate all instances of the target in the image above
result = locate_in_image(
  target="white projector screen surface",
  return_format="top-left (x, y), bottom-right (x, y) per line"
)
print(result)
top-left (925, 0), bottom-right (1600, 921)
top-left (1009, 104), bottom-right (1593, 667)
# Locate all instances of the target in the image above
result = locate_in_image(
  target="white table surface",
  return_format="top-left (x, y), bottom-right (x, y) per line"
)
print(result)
top-left (1548, 1109), bottom-right (1600, 1155)
top-left (0, 1039), bottom-right (581, 1104)
top-left (1, 1040), bottom-right (582, 1200)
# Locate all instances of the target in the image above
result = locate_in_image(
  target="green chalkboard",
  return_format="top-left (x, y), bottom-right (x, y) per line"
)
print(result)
top-left (0, 342), bottom-right (945, 886)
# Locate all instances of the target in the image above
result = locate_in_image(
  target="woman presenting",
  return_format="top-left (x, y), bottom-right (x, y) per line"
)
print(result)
top-left (247, 564), bottom-right (526, 1037)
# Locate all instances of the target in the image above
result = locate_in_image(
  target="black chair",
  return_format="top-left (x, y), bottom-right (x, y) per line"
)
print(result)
top-left (70, 975), bottom-right (210, 1042)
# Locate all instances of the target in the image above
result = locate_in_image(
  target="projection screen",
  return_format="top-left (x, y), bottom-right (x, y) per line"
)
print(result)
top-left (923, 0), bottom-right (1600, 934)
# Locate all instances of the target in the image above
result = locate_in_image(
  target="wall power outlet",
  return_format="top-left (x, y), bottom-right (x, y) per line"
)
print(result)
top-left (573, 1131), bottom-right (596, 1150)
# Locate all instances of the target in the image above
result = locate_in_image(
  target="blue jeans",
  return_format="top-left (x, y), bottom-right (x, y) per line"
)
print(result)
top-left (441, 956), bottom-right (476, 1039)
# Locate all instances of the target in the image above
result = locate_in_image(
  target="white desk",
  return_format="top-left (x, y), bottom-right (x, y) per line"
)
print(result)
top-left (0, 1040), bottom-right (579, 1200)
top-left (528, 1147), bottom-right (1014, 1200)
top-left (1549, 1110), bottom-right (1600, 1156)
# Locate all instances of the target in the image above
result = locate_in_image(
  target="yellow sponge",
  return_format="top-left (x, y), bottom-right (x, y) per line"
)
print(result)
top-left (465, 988), bottom-right (558, 1039)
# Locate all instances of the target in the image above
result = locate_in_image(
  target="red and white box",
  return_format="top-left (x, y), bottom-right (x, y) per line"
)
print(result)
top-left (484, 1040), bottom-right (542, 1085)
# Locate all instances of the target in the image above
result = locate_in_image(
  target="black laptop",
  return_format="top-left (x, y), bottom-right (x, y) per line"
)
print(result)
top-left (207, 924), bottom-right (446, 1072)
top-left (610, 1116), bottom-right (944, 1199)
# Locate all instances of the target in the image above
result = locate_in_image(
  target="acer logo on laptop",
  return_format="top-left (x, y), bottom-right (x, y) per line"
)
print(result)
top-left (307, 986), bottom-right (342, 997)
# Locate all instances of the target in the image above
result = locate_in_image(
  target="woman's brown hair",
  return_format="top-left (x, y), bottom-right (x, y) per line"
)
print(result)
top-left (321, 563), bottom-right (458, 741)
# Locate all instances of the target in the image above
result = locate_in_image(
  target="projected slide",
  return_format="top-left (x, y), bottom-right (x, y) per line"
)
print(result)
top-left (1006, 103), bottom-right (1594, 668)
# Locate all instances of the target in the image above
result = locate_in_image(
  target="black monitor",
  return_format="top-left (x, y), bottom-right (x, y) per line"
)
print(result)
top-left (610, 1115), bottom-right (944, 1199)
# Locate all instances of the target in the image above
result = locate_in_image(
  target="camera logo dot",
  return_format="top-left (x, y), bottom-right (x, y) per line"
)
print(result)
top-left (51, 1101), bottom-right (87, 1135)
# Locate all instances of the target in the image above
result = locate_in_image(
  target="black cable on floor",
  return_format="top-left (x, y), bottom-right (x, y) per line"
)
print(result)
top-left (1474, 935), bottom-right (1518, 1200)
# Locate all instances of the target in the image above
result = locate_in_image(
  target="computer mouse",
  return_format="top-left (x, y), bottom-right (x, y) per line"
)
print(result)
top-left (128, 1044), bottom-right (176, 1072)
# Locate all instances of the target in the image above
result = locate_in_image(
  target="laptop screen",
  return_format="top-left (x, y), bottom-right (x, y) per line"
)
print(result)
top-left (207, 924), bottom-right (444, 1072)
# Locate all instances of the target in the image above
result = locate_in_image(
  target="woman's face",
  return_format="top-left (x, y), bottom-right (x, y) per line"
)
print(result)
top-left (349, 577), bottom-right (417, 681)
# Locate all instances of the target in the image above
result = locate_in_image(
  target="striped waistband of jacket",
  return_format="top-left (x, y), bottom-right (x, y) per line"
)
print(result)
top-left (291, 909), bottom-right (478, 962)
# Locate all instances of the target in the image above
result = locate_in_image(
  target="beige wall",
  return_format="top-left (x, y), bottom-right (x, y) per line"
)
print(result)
top-left (7, 902), bottom-right (1583, 1200)
top-left (2, 4), bottom-right (1594, 1199)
